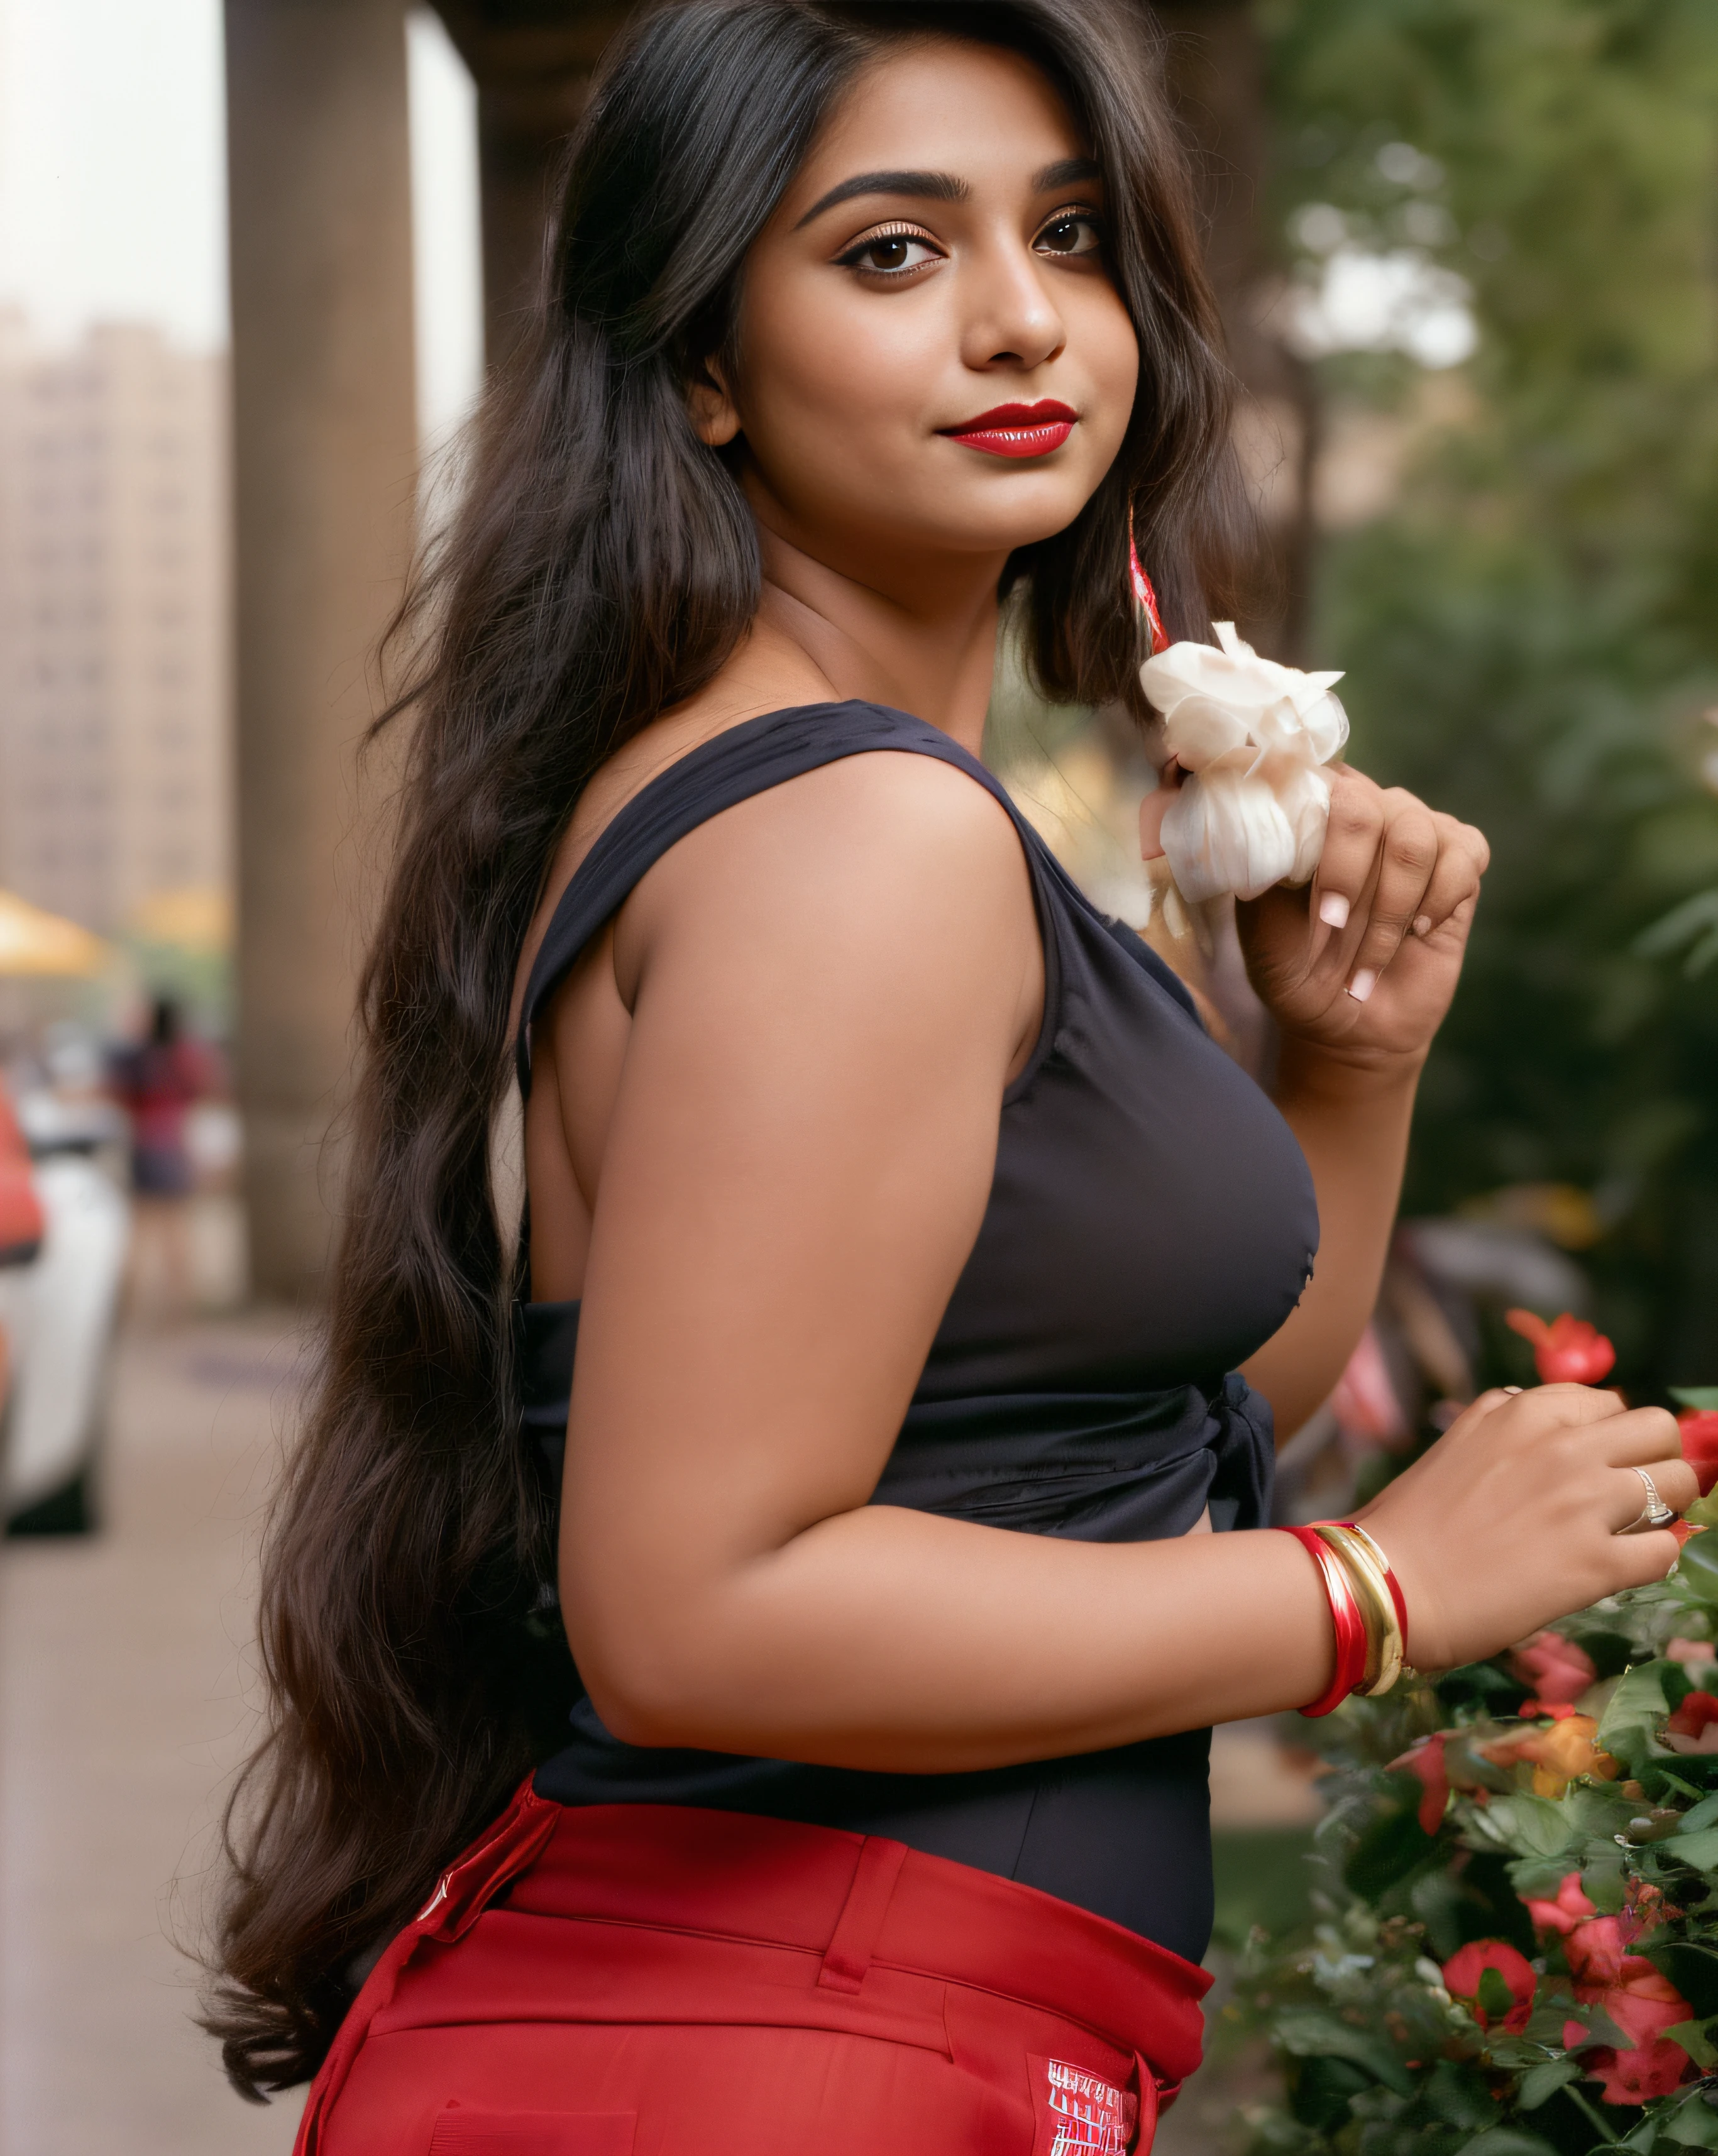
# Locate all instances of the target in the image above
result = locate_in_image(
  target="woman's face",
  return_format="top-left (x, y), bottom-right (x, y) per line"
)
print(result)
top-left (698, 38), bottom-right (1140, 588)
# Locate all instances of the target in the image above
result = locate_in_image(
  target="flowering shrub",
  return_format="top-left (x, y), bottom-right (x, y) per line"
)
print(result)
top-left (1231, 1433), bottom-right (1718, 2156)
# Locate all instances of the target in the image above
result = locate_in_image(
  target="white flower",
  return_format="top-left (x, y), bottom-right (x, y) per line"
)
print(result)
top-left (1138, 623), bottom-right (1348, 906)
top-left (1160, 766), bottom-right (1300, 905)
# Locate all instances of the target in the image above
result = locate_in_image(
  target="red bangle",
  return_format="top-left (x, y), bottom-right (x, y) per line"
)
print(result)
top-left (1279, 1524), bottom-right (1368, 1715)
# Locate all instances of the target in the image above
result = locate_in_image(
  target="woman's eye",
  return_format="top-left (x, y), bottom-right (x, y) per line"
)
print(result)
top-left (839, 230), bottom-right (941, 277)
top-left (1035, 212), bottom-right (1101, 258)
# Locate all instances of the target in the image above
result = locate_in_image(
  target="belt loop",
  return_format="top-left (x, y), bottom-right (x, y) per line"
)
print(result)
top-left (1132, 2055), bottom-right (1164, 2153)
top-left (817, 1835), bottom-right (908, 1994)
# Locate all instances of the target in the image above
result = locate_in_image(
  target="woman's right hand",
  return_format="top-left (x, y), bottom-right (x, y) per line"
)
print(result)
top-left (1358, 1384), bottom-right (1696, 1672)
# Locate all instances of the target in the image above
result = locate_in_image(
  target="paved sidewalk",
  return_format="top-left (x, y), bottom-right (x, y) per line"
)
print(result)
top-left (1, 1314), bottom-right (310, 2156)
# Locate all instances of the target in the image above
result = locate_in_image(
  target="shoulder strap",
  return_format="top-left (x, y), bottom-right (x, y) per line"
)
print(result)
top-left (515, 700), bottom-right (1040, 1094)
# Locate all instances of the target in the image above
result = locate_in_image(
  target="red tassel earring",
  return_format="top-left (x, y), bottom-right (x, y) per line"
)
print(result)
top-left (1128, 516), bottom-right (1170, 656)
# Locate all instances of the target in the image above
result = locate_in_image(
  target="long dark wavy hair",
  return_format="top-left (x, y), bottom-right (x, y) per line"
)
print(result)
top-left (206, 0), bottom-right (1245, 2099)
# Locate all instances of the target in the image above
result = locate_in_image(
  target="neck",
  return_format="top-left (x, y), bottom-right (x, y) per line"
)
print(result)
top-left (751, 517), bottom-right (1004, 759)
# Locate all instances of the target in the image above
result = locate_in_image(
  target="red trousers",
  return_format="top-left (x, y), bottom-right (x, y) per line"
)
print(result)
top-left (296, 1780), bottom-right (1209, 2155)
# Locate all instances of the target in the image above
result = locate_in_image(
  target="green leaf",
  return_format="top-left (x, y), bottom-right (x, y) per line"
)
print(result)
top-left (1672, 1391), bottom-right (1718, 1413)
top-left (1638, 889), bottom-right (1718, 964)
top-left (1478, 1965), bottom-right (1518, 2019)
top-left (1599, 1661), bottom-right (1676, 1752)
top-left (1517, 2057), bottom-right (1582, 2109)
top-left (1677, 1537), bottom-right (1718, 1607)
top-left (1489, 2037), bottom-right (1550, 2069)
top-left (1677, 1792), bottom-right (1718, 1834)
top-left (1485, 1793), bottom-right (1579, 1859)
top-left (1564, 1998), bottom-right (1634, 2050)
top-left (1509, 1853), bottom-right (1578, 1899)
top-left (1666, 2019), bottom-right (1718, 2072)
top-left (1345, 1805), bottom-right (1436, 1899)
top-left (1665, 1825), bottom-right (1718, 1873)
top-left (1273, 2010), bottom-right (1416, 2096)
top-left (1663, 2091), bottom-right (1718, 2147)
top-left (1461, 2134), bottom-right (1560, 2156)
top-left (1651, 1945), bottom-right (1718, 2018)
top-left (1583, 1844), bottom-right (1629, 1913)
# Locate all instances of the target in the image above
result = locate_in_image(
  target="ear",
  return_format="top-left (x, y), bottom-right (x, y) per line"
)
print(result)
top-left (687, 357), bottom-right (741, 448)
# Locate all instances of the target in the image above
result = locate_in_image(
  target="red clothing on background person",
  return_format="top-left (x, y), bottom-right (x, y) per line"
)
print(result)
top-left (109, 997), bottom-right (212, 1196)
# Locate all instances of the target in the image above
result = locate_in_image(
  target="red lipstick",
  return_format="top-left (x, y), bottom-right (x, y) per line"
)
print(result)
top-left (940, 399), bottom-right (1077, 459)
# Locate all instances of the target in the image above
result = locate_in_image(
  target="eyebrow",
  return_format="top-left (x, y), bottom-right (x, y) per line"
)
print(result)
top-left (794, 155), bottom-right (1103, 231)
top-left (1034, 155), bottom-right (1103, 194)
top-left (795, 168), bottom-right (969, 228)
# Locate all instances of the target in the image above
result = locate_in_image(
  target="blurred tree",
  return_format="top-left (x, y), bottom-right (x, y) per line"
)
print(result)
top-left (1258, 0), bottom-right (1718, 1388)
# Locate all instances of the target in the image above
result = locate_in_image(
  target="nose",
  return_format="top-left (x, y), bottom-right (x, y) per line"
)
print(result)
top-left (960, 226), bottom-right (1066, 374)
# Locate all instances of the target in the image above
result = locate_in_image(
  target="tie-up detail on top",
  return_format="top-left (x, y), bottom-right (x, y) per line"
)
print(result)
top-left (514, 701), bottom-right (1318, 1964)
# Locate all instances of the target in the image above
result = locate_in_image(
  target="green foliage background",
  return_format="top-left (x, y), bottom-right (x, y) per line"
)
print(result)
top-left (1258, 0), bottom-right (1718, 1390)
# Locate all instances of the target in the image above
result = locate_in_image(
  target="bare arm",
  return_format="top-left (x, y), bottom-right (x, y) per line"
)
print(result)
top-left (554, 754), bottom-right (1688, 1773)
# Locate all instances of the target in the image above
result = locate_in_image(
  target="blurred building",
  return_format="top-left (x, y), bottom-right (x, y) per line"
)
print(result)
top-left (0, 307), bottom-right (229, 933)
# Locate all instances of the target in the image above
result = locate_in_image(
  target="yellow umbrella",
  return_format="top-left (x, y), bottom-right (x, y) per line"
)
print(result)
top-left (0, 889), bottom-right (109, 978)
top-left (128, 885), bottom-right (231, 954)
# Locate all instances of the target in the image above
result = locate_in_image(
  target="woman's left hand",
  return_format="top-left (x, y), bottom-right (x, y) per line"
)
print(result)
top-left (1235, 766), bottom-right (1490, 1069)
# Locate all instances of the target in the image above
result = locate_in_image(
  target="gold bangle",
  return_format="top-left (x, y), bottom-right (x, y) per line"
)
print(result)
top-left (1314, 1523), bottom-right (1405, 1696)
top-left (1340, 1522), bottom-right (1420, 1688)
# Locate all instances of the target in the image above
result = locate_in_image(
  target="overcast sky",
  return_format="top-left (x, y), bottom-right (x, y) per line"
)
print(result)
top-left (0, 0), bottom-right (228, 347)
top-left (0, 0), bottom-right (482, 435)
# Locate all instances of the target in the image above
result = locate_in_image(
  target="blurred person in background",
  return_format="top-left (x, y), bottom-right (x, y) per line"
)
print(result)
top-left (109, 994), bottom-right (217, 1323)
top-left (204, 4), bottom-right (1695, 2150)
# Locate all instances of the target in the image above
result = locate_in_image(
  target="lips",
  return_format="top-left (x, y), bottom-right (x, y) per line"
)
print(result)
top-left (940, 400), bottom-right (1077, 459)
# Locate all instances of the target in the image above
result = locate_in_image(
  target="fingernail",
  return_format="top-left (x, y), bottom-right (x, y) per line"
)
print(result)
top-left (1503, 1385), bottom-right (1523, 1395)
top-left (1347, 968), bottom-right (1377, 1003)
top-left (1318, 892), bottom-right (1350, 930)
top-left (1412, 914), bottom-right (1433, 937)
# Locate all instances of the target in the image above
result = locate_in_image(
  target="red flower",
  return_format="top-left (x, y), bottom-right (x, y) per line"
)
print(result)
top-left (1504, 1309), bottom-right (1616, 1385)
top-left (1509, 1631), bottom-right (1597, 1712)
top-left (1664, 1691), bottom-right (1718, 1754)
top-left (1679, 1409), bottom-right (1718, 1497)
top-left (1443, 1940), bottom-right (1536, 2034)
top-left (1389, 1732), bottom-right (1451, 1835)
top-left (1565, 1915), bottom-right (1629, 1989)
top-left (1524, 1870), bottom-right (1595, 1938)
top-left (1575, 1959), bottom-right (1696, 2105)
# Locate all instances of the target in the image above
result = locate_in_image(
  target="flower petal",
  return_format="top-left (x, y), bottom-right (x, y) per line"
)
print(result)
top-left (1160, 769), bottom-right (1300, 905)
top-left (1159, 695), bottom-right (1252, 769)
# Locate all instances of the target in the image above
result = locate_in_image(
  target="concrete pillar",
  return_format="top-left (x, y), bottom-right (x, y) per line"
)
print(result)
top-left (427, 3), bottom-right (634, 368)
top-left (475, 75), bottom-right (590, 369)
top-left (224, 0), bottom-right (417, 1299)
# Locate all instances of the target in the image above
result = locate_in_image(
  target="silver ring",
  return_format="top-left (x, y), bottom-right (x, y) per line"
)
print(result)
top-left (1620, 1466), bottom-right (1677, 1534)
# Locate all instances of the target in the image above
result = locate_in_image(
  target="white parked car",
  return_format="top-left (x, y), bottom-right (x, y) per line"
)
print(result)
top-left (0, 1094), bottom-right (129, 1536)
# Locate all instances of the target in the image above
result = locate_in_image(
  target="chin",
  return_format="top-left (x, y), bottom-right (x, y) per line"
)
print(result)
top-left (942, 495), bottom-right (1094, 554)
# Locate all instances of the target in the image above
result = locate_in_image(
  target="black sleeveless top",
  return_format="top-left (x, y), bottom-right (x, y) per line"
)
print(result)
top-left (519, 702), bottom-right (1318, 1966)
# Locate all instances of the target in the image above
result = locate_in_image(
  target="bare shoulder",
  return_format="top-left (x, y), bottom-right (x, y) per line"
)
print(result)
top-left (617, 745), bottom-right (1038, 996)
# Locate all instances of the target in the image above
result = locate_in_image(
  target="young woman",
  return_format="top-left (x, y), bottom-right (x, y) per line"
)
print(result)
top-left (209, 3), bottom-right (1693, 2148)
